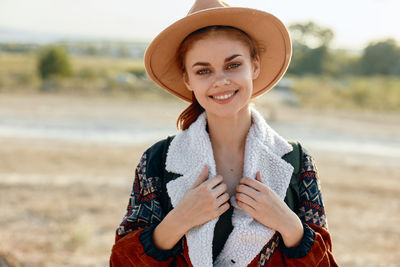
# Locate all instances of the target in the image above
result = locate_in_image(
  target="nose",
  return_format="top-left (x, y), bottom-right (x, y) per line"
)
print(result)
top-left (213, 71), bottom-right (231, 88)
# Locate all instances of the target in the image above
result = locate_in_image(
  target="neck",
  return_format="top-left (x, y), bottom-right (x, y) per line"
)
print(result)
top-left (206, 107), bottom-right (252, 154)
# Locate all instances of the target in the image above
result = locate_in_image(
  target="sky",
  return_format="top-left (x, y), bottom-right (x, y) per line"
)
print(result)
top-left (1, 0), bottom-right (399, 49)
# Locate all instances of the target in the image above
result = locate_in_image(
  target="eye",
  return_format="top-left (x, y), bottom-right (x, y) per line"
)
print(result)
top-left (196, 68), bottom-right (211, 75)
top-left (226, 62), bottom-right (241, 70)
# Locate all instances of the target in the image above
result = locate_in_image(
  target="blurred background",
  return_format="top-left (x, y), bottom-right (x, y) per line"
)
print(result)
top-left (0, 0), bottom-right (399, 266)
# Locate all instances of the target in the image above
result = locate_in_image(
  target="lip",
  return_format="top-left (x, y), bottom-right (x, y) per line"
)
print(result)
top-left (209, 90), bottom-right (238, 104)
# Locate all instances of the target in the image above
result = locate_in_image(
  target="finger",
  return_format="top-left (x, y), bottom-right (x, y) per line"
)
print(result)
top-left (216, 202), bottom-right (230, 216)
top-left (235, 192), bottom-right (257, 209)
top-left (190, 165), bottom-right (209, 189)
top-left (215, 192), bottom-right (230, 207)
top-left (205, 174), bottom-right (224, 190)
top-left (255, 171), bottom-right (264, 183)
top-left (211, 182), bottom-right (228, 198)
top-left (236, 183), bottom-right (260, 200)
top-left (239, 177), bottom-right (264, 192)
top-left (237, 199), bottom-right (256, 216)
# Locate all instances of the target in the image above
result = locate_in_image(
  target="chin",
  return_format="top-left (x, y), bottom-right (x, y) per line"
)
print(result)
top-left (206, 105), bottom-right (250, 119)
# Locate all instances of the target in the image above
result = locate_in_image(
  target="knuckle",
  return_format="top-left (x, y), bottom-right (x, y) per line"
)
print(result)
top-left (203, 183), bottom-right (212, 192)
top-left (206, 193), bottom-right (215, 202)
top-left (262, 187), bottom-right (270, 195)
top-left (222, 183), bottom-right (228, 191)
top-left (213, 210), bottom-right (220, 218)
top-left (198, 184), bottom-right (207, 192)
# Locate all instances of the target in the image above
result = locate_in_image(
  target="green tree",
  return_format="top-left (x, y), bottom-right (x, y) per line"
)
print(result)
top-left (38, 46), bottom-right (73, 79)
top-left (359, 39), bottom-right (400, 75)
top-left (289, 21), bottom-right (334, 48)
top-left (287, 21), bottom-right (334, 75)
top-left (324, 49), bottom-right (360, 77)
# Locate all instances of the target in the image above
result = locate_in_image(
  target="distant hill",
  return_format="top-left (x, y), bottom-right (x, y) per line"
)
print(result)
top-left (0, 26), bottom-right (80, 44)
top-left (0, 27), bottom-right (149, 59)
top-left (0, 26), bottom-right (149, 45)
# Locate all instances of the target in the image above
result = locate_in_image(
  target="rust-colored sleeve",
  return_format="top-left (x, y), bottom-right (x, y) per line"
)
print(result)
top-left (111, 228), bottom-right (174, 267)
top-left (279, 222), bottom-right (338, 267)
top-left (111, 228), bottom-right (192, 267)
top-left (258, 222), bottom-right (337, 267)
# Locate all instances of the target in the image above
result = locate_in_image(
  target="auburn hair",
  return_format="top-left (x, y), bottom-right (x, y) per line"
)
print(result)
top-left (175, 26), bottom-right (261, 131)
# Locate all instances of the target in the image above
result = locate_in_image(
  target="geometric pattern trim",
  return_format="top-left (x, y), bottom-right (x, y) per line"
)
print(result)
top-left (133, 153), bottom-right (161, 202)
top-left (257, 233), bottom-right (280, 266)
top-left (300, 177), bottom-right (323, 207)
top-left (127, 199), bottom-right (163, 224)
top-left (301, 154), bottom-right (318, 174)
top-left (116, 152), bottom-right (164, 237)
top-left (298, 205), bottom-right (327, 229)
top-left (298, 153), bottom-right (328, 229)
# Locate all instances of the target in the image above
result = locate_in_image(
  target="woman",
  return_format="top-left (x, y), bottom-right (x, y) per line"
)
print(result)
top-left (110, 0), bottom-right (337, 266)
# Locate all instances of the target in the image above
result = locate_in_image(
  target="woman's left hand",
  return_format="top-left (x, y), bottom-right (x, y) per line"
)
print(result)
top-left (235, 171), bottom-right (304, 247)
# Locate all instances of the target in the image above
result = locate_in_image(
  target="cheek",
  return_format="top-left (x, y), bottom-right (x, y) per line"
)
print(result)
top-left (231, 70), bottom-right (253, 87)
top-left (187, 75), bottom-right (212, 92)
top-left (192, 86), bottom-right (209, 101)
top-left (193, 90), bottom-right (210, 110)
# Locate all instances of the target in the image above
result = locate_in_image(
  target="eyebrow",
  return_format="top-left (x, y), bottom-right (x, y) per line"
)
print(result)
top-left (191, 54), bottom-right (242, 68)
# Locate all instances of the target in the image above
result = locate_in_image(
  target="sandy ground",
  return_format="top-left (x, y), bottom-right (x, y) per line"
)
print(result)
top-left (0, 94), bottom-right (399, 267)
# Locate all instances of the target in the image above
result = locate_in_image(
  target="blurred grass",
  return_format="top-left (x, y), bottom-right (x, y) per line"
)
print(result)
top-left (0, 52), bottom-right (171, 100)
top-left (290, 75), bottom-right (400, 111)
top-left (1, 52), bottom-right (400, 111)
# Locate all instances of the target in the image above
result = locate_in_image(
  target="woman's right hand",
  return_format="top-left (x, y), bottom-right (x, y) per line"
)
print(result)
top-left (174, 165), bottom-right (230, 231)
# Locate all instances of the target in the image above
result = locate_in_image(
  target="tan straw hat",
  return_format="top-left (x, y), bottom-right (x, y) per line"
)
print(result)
top-left (144, 0), bottom-right (292, 102)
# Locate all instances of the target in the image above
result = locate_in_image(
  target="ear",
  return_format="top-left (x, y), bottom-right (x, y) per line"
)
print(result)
top-left (183, 72), bottom-right (193, 91)
top-left (251, 56), bottom-right (261, 80)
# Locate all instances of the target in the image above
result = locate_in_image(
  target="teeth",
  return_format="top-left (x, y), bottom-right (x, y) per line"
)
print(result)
top-left (213, 91), bottom-right (235, 100)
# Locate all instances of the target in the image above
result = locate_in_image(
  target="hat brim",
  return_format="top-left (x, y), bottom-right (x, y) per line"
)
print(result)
top-left (144, 7), bottom-right (292, 102)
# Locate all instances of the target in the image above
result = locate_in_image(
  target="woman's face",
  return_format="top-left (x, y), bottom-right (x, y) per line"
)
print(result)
top-left (183, 35), bottom-right (260, 118)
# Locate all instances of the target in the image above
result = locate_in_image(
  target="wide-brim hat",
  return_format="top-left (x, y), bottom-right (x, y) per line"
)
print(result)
top-left (144, 0), bottom-right (292, 102)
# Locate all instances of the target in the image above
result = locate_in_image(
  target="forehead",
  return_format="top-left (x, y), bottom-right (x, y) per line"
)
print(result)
top-left (185, 35), bottom-right (251, 63)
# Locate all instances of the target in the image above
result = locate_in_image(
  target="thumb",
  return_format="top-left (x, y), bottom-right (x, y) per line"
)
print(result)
top-left (190, 165), bottom-right (209, 189)
top-left (255, 171), bottom-right (263, 183)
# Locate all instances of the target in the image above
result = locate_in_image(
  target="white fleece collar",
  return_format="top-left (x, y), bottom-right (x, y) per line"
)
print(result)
top-left (165, 108), bottom-right (294, 267)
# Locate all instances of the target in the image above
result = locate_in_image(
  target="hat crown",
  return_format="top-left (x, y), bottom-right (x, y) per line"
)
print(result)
top-left (187, 0), bottom-right (230, 15)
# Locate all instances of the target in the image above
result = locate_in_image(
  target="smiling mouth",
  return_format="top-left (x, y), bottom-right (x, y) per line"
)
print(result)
top-left (210, 90), bottom-right (238, 100)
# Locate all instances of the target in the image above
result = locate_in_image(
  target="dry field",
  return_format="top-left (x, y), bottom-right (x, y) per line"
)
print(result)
top-left (0, 94), bottom-right (399, 267)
